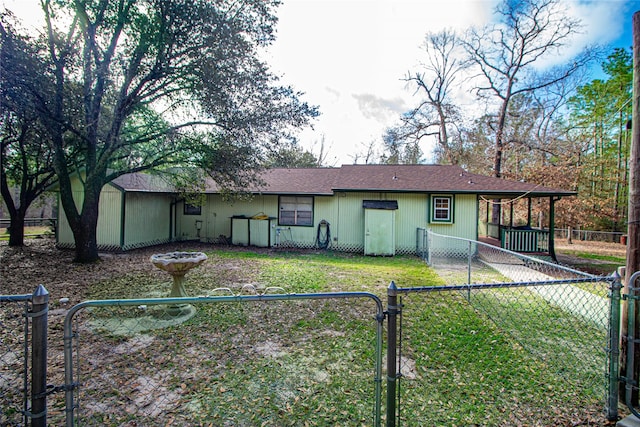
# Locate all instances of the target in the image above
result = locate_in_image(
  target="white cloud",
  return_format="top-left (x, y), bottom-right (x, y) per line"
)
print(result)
top-left (352, 93), bottom-right (406, 121)
top-left (269, 0), bottom-right (637, 164)
top-left (268, 1), bottom-right (502, 163)
top-left (4, 0), bottom-right (636, 164)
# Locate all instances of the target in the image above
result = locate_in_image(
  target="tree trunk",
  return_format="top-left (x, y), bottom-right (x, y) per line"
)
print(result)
top-left (8, 212), bottom-right (26, 247)
top-left (72, 182), bottom-right (102, 263)
top-left (55, 169), bottom-right (103, 263)
top-left (72, 215), bottom-right (99, 263)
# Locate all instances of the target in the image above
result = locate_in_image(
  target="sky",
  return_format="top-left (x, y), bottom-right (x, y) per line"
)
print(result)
top-left (2, 0), bottom-right (639, 165)
top-left (264, 0), bottom-right (639, 165)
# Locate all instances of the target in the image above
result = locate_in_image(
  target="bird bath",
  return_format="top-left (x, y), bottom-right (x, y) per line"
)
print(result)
top-left (150, 251), bottom-right (208, 317)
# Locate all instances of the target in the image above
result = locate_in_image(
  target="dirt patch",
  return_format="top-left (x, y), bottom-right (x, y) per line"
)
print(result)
top-left (0, 238), bottom-right (261, 304)
top-left (1, 237), bottom-right (629, 301)
top-left (554, 240), bottom-right (626, 275)
top-left (555, 240), bottom-right (627, 258)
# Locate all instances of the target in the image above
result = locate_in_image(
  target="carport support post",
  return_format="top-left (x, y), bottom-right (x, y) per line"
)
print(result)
top-left (31, 285), bottom-right (49, 427)
top-left (387, 281), bottom-right (399, 427)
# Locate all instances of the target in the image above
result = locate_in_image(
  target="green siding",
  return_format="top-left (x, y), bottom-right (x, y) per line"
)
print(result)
top-left (395, 194), bottom-right (429, 253)
top-left (193, 196), bottom-right (279, 244)
top-left (57, 180), bottom-right (124, 250)
top-left (193, 195), bottom-right (331, 248)
top-left (429, 194), bottom-right (478, 240)
top-left (57, 176), bottom-right (174, 251)
top-left (122, 193), bottom-right (172, 250)
top-left (186, 192), bottom-right (478, 255)
top-left (175, 200), bottom-right (204, 241)
top-left (96, 186), bottom-right (123, 249)
top-left (56, 192), bottom-right (75, 248)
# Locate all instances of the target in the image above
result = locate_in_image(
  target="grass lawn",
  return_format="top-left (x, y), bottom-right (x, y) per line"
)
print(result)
top-left (0, 226), bottom-right (53, 240)
top-left (49, 247), bottom-right (615, 426)
top-left (555, 241), bottom-right (626, 276)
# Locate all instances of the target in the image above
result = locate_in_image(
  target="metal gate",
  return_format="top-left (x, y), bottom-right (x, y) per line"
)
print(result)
top-left (0, 286), bottom-right (49, 427)
top-left (386, 277), bottom-right (620, 426)
top-left (61, 291), bottom-right (384, 426)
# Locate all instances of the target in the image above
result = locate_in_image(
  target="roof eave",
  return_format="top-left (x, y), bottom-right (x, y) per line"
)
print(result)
top-left (332, 188), bottom-right (577, 197)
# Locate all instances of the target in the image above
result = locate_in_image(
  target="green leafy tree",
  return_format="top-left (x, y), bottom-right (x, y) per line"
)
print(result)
top-left (1, 0), bottom-right (317, 262)
top-left (264, 140), bottom-right (320, 168)
top-left (0, 14), bottom-right (59, 246)
top-left (568, 47), bottom-right (632, 230)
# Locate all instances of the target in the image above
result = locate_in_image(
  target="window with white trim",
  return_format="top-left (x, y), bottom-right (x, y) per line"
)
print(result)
top-left (431, 195), bottom-right (453, 223)
top-left (279, 196), bottom-right (313, 226)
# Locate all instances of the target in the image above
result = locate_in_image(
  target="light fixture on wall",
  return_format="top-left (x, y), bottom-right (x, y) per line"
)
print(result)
top-left (195, 220), bottom-right (203, 238)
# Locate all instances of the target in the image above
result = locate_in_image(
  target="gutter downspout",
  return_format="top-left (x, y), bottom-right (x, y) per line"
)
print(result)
top-left (170, 197), bottom-right (180, 242)
top-left (119, 191), bottom-right (126, 250)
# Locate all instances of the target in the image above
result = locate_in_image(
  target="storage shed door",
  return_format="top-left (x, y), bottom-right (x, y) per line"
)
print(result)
top-left (363, 201), bottom-right (397, 256)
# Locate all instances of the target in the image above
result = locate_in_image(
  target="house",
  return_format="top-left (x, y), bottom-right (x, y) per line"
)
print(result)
top-left (55, 164), bottom-right (575, 258)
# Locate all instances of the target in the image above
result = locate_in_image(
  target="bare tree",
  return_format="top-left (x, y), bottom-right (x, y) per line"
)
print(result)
top-left (349, 139), bottom-right (380, 165)
top-left (464, 0), bottom-right (596, 179)
top-left (311, 134), bottom-right (337, 167)
top-left (402, 29), bottom-right (468, 165)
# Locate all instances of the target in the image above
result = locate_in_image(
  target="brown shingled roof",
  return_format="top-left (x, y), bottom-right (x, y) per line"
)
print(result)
top-left (256, 165), bottom-right (574, 197)
top-left (111, 165), bottom-right (575, 197)
top-left (110, 173), bottom-right (175, 193)
top-left (256, 168), bottom-right (339, 195)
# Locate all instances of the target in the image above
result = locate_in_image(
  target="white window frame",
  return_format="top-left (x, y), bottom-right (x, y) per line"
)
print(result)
top-left (278, 196), bottom-right (314, 226)
top-left (430, 195), bottom-right (453, 223)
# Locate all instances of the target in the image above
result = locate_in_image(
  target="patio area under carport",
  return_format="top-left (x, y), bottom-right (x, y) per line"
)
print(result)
top-left (478, 191), bottom-right (572, 262)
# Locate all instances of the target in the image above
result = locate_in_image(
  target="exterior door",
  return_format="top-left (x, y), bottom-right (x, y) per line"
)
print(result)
top-left (364, 208), bottom-right (395, 256)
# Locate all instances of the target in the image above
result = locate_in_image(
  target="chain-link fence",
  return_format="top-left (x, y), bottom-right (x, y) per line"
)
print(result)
top-left (555, 228), bottom-right (625, 244)
top-left (61, 292), bottom-right (384, 426)
top-left (0, 294), bottom-right (31, 426)
top-left (394, 230), bottom-right (618, 425)
top-left (1, 238), bottom-right (627, 426)
top-left (1, 286), bottom-right (48, 427)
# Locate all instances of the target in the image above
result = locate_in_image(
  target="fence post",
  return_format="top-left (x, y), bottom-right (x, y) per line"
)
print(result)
top-left (607, 272), bottom-right (622, 421)
top-left (467, 241), bottom-right (472, 285)
top-left (387, 281), bottom-right (399, 427)
top-left (31, 285), bottom-right (49, 427)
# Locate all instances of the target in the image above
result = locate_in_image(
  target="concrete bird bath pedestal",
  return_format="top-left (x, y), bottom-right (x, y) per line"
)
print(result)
top-left (150, 251), bottom-right (208, 317)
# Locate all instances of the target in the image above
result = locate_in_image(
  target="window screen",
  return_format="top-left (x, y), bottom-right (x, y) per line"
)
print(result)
top-left (279, 196), bottom-right (313, 226)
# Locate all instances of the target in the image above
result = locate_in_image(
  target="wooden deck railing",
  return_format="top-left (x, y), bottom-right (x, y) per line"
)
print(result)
top-left (501, 227), bottom-right (549, 253)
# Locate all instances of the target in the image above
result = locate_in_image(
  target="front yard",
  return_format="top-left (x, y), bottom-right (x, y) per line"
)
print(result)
top-left (1, 239), bottom-right (620, 425)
